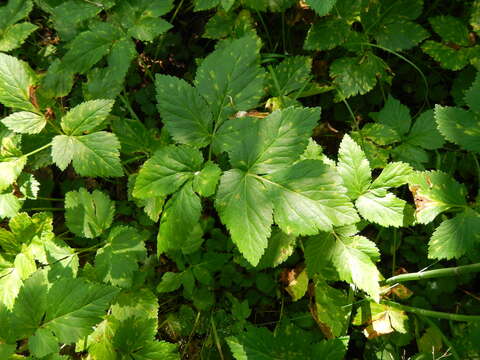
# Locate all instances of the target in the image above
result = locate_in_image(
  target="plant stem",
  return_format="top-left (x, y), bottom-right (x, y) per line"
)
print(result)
top-left (381, 300), bottom-right (480, 322)
top-left (23, 142), bottom-right (52, 158)
top-left (23, 207), bottom-right (64, 212)
top-left (384, 263), bottom-right (480, 285)
top-left (36, 196), bottom-right (64, 202)
top-left (119, 92), bottom-right (141, 122)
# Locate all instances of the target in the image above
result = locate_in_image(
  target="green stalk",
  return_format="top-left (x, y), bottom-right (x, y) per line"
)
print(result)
top-left (22, 142), bottom-right (52, 158)
top-left (384, 263), bottom-right (480, 285)
top-left (382, 300), bottom-right (480, 322)
top-left (23, 207), bottom-right (64, 212)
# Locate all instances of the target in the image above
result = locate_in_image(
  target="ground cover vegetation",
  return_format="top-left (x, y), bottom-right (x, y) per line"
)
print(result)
top-left (0, 0), bottom-right (479, 358)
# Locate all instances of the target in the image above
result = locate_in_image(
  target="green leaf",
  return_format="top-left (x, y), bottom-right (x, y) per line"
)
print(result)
top-left (354, 301), bottom-right (408, 336)
top-left (112, 117), bottom-right (154, 155)
top-left (266, 160), bottom-right (359, 235)
top-left (65, 188), bottom-right (115, 238)
top-left (61, 100), bottom-right (114, 135)
top-left (0, 22), bottom-right (37, 52)
top-left (465, 71), bottom-right (480, 112)
top-left (361, 123), bottom-right (401, 145)
top-left (0, 156), bottom-right (26, 191)
top-left (133, 145), bottom-right (204, 199)
top-left (256, 229), bottom-right (296, 270)
top-left (62, 22), bottom-right (121, 74)
top-left (267, 56), bottom-right (312, 97)
top-left (29, 328), bottom-right (59, 358)
top-left (428, 210), bottom-right (480, 260)
top-left (155, 75), bottom-right (213, 148)
top-left (435, 105), bottom-right (480, 153)
top-left (356, 192), bottom-right (407, 227)
top-left (0, 0), bottom-right (33, 29)
top-left (0, 265), bottom-right (22, 308)
top-left (84, 37), bottom-right (137, 100)
top-left (129, 17), bottom-right (172, 41)
top-left (312, 337), bottom-right (349, 360)
top-left (43, 278), bottom-right (119, 344)
top-left (95, 226), bottom-right (147, 288)
top-left (0, 53), bottom-right (36, 111)
top-left (194, 0), bottom-right (220, 11)
top-left (314, 279), bottom-right (351, 338)
top-left (372, 95), bottom-right (411, 136)
top-left (422, 41), bottom-right (472, 71)
top-left (157, 272), bottom-right (184, 293)
top-left (51, 132), bottom-right (123, 177)
top-left (1, 111), bottom-right (46, 134)
top-left (231, 107), bottom-right (320, 174)
top-left (406, 110), bottom-right (445, 150)
top-left (157, 182), bottom-right (202, 254)
top-left (330, 53), bottom-right (387, 98)
top-left (408, 171), bottom-right (467, 224)
top-left (285, 269), bottom-right (308, 301)
top-left (195, 35), bottom-right (265, 118)
top-left (193, 161), bottom-right (222, 197)
top-left (305, 0), bottom-right (337, 16)
top-left (337, 134), bottom-right (371, 200)
top-left (370, 162), bottom-right (413, 190)
top-left (215, 170), bottom-right (273, 266)
top-left (429, 15), bottom-right (470, 46)
top-left (374, 20), bottom-right (428, 51)
top-left (41, 59), bottom-right (75, 98)
top-left (304, 18), bottom-right (351, 51)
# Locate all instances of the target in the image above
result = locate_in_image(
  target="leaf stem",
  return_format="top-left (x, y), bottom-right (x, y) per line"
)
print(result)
top-left (383, 263), bottom-right (480, 285)
top-left (23, 207), bottom-right (64, 212)
top-left (381, 300), bottom-right (480, 322)
top-left (22, 142), bottom-right (52, 158)
top-left (35, 196), bottom-right (64, 202)
top-left (422, 317), bottom-right (461, 360)
top-left (119, 92), bottom-right (141, 122)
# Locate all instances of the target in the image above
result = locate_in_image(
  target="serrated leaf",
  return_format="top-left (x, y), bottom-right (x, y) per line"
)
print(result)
top-left (354, 302), bottom-right (408, 338)
top-left (305, 0), bottom-right (337, 16)
top-left (266, 160), bottom-right (359, 235)
top-left (41, 59), bottom-right (75, 98)
top-left (195, 35), bottom-right (265, 118)
top-left (312, 337), bottom-right (349, 360)
top-left (408, 171), bottom-right (467, 224)
top-left (0, 266), bottom-right (22, 308)
top-left (62, 22), bottom-right (121, 74)
top-left (465, 71), bottom-right (480, 112)
top-left (374, 20), bottom-right (428, 51)
top-left (52, 132), bottom-right (123, 177)
top-left (356, 192), bottom-right (407, 227)
top-left (95, 226), bottom-right (147, 288)
top-left (0, 192), bottom-right (21, 219)
top-left (256, 229), bottom-right (296, 270)
top-left (1, 111), bottom-right (46, 134)
top-left (157, 182), bottom-right (202, 254)
top-left (157, 272), bottom-right (184, 293)
top-left (435, 105), bottom-right (480, 153)
top-left (155, 75), bottom-right (213, 148)
top-left (65, 188), bottom-right (115, 238)
top-left (372, 95), bottom-right (411, 136)
top-left (285, 269), bottom-right (308, 301)
top-left (0, 53), bottom-right (37, 111)
top-left (314, 279), bottom-right (351, 338)
top-left (429, 15), bottom-right (470, 46)
top-left (111, 118), bottom-right (153, 155)
top-left (337, 134), bottom-right (371, 200)
top-left (422, 41), bottom-right (471, 71)
top-left (304, 18), bottom-right (351, 51)
top-left (29, 328), bottom-right (59, 358)
top-left (193, 161), bottom-right (222, 197)
top-left (61, 100), bottom-right (114, 135)
top-left (215, 169), bottom-right (273, 266)
top-left (267, 56), bottom-right (312, 97)
top-left (0, 0), bottom-right (33, 29)
top-left (0, 156), bottom-right (26, 191)
top-left (129, 17), bottom-right (172, 41)
top-left (406, 110), bottom-right (445, 150)
top-left (84, 37), bottom-right (137, 100)
top-left (194, 0), bottom-right (220, 11)
top-left (330, 53), bottom-right (387, 98)
top-left (133, 145), bottom-right (204, 199)
top-left (361, 123), bottom-right (401, 145)
top-left (43, 278), bottom-right (119, 344)
top-left (0, 22), bottom-right (37, 52)
top-left (370, 162), bottom-right (412, 190)
top-left (429, 210), bottom-right (480, 260)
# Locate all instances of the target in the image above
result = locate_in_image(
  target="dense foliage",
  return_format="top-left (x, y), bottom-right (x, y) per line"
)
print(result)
top-left (0, 0), bottom-right (480, 359)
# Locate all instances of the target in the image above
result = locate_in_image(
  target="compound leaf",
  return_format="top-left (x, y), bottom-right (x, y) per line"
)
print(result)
top-left (356, 192), bottom-right (407, 227)
top-left (435, 105), bottom-right (480, 154)
top-left (61, 100), bottom-right (114, 136)
top-left (65, 188), bottom-right (115, 239)
top-left (155, 75), bottom-right (213, 148)
top-left (52, 132), bottom-right (123, 177)
top-left (95, 226), bottom-right (147, 288)
top-left (370, 162), bottom-right (412, 190)
top-left (215, 169), bottom-right (273, 266)
top-left (428, 210), bottom-right (480, 259)
top-left (133, 145), bottom-right (204, 199)
top-left (1, 111), bottom-right (46, 134)
top-left (0, 22), bottom-right (37, 52)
